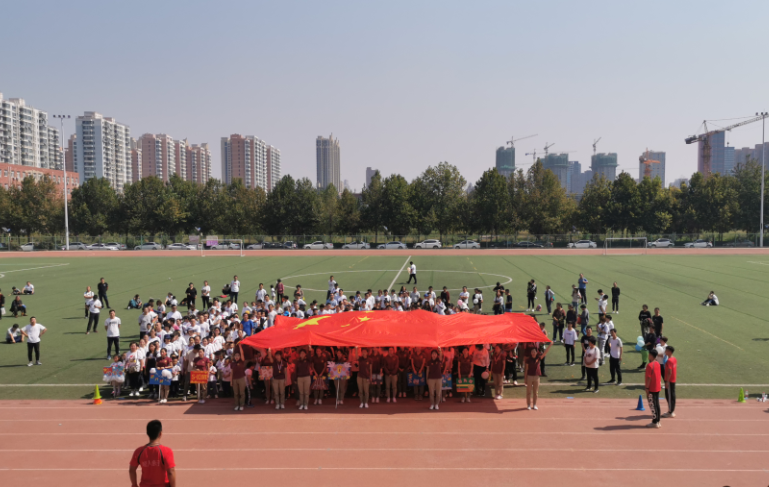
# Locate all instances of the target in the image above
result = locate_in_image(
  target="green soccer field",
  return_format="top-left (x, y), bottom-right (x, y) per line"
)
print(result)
top-left (1, 253), bottom-right (768, 400)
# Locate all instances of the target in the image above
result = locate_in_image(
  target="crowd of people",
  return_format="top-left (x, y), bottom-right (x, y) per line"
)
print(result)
top-left (7, 269), bottom-right (680, 426)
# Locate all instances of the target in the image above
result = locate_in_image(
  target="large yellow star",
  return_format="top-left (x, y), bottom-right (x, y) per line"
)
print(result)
top-left (294, 315), bottom-right (331, 330)
top-left (358, 316), bottom-right (371, 323)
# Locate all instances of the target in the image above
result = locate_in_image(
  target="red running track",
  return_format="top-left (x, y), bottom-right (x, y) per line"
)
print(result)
top-left (0, 398), bottom-right (768, 486)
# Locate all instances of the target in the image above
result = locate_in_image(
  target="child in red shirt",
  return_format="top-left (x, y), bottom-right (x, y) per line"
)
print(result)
top-left (645, 349), bottom-right (662, 428)
top-left (662, 346), bottom-right (677, 418)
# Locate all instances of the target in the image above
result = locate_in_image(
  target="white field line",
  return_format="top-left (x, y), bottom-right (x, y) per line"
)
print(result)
top-left (0, 263), bottom-right (69, 278)
top-left (387, 255), bottom-right (411, 291)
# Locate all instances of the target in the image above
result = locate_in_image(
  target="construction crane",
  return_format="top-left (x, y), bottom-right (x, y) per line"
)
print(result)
top-left (506, 134), bottom-right (537, 149)
top-left (592, 137), bottom-right (602, 156)
top-left (526, 143), bottom-right (557, 162)
top-left (543, 142), bottom-right (555, 157)
top-left (639, 148), bottom-right (661, 179)
top-left (524, 149), bottom-right (539, 162)
top-left (685, 114), bottom-right (767, 176)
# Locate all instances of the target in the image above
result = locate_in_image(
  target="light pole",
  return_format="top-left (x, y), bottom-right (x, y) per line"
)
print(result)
top-left (761, 112), bottom-right (768, 248)
top-left (52, 115), bottom-right (71, 250)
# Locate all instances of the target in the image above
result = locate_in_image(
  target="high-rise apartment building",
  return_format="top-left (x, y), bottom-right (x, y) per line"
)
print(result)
top-left (316, 134), bottom-right (341, 190)
top-left (65, 134), bottom-right (76, 172)
top-left (543, 153), bottom-right (569, 189)
top-left (638, 150), bottom-right (666, 185)
top-left (734, 142), bottom-right (769, 169)
top-left (186, 143), bottom-right (211, 184)
top-left (174, 139), bottom-right (188, 181)
top-left (221, 134), bottom-right (267, 189)
top-left (365, 167), bottom-right (377, 188)
top-left (138, 133), bottom-right (176, 182)
top-left (129, 137), bottom-right (141, 183)
top-left (266, 145), bottom-right (280, 191)
top-left (0, 93), bottom-right (61, 169)
top-left (591, 153), bottom-right (618, 182)
top-left (495, 146), bottom-right (515, 179)
top-left (75, 112), bottom-right (131, 191)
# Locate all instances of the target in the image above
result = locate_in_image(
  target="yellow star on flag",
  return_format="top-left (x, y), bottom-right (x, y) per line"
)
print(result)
top-left (358, 316), bottom-right (371, 323)
top-left (294, 315), bottom-right (331, 330)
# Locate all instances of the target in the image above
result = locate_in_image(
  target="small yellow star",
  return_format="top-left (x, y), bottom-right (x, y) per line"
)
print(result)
top-left (294, 315), bottom-right (331, 330)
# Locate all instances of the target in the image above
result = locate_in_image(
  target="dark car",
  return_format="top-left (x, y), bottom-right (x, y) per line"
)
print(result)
top-left (515, 241), bottom-right (543, 248)
top-left (534, 241), bottom-right (554, 248)
top-left (263, 242), bottom-right (284, 249)
top-left (723, 239), bottom-right (755, 247)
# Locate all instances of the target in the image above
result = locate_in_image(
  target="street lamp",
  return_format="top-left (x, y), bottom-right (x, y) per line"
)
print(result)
top-left (760, 112), bottom-right (768, 248)
top-left (51, 114), bottom-right (71, 250)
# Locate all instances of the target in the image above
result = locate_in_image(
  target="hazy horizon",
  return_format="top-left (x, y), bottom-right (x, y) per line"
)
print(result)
top-left (2, 0), bottom-right (768, 191)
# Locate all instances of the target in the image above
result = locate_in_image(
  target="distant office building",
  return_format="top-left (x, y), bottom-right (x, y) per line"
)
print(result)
top-left (495, 146), bottom-right (515, 179)
top-left (734, 142), bottom-right (769, 169)
top-left (365, 167), bottom-right (377, 187)
top-left (543, 153), bottom-right (569, 189)
top-left (722, 147), bottom-right (735, 176)
top-left (75, 112), bottom-right (131, 191)
top-left (316, 134), bottom-right (341, 190)
top-left (129, 137), bottom-right (141, 183)
top-left (638, 150), bottom-right (666, 185)
top-left (186, 143), bottom-right (211, 184)
top-left (591, 153), bottom-right (618, 182)
top-left (0, 162), bottom-right (78, 196)
top-left (0, 93), bottom-right (62, 170)
top-left (138, 133), bottom-right (176, 182)
top-left (567, 161), bottom-right (580, 193)
top-left (65, 134), bottom-right (76, 172)
top-left (669, 177), bottom-right (689, 189)
top-left (266, 145), bottom-right (280, 191)
top-left (698, 131), bottom-right (725, 176)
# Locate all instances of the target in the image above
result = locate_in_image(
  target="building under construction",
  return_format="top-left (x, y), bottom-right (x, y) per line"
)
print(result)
top-left (543, 153), bottom-right (569, 189)
top-left (495, 146), bottom-right (515, 179)
top-left (639, 150), bottom-right (666, 185)
top-left (591, 152), bottom-right (618, 182)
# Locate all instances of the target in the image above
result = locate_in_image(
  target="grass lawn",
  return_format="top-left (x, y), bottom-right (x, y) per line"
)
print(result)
top-left (1, 253), bottom-right (767, 400)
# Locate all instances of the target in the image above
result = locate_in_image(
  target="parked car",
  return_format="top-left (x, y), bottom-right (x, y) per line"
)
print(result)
top-left (60, 242), bottom-right (88, 250)
top-left (166, 243), bottom-right (196, 250)
top-left (134, 242), bottom-right (163, 250)
top-left (304, 241), bottom-right (334, 250)
top-left (454, 240), bottom-right (480, 249)
top-left (514, 241), bottom-right (543, 248)
top-left (246, 243), bottom-right (264, 250)
top-left (20, 242), bottom-right (37, 251)
top-left (87, 243), bottom-right (120, 251)
top-left (210, 242), bottom-right (241, 250)
top-left (414, 239), bottom-right (442, 249)
top-left (263, 242), bottom-right (284, 249)
top-left (283, 241), bottom-right (297, 249)
top-left (377, 241), bottom-right (407, 249)
top-left (534, 241), bottom-right (554, 248)
top-left (567, 240), bottom-right (598, 249)
top-left (684, 239), bottom-right (713, 248)
top-left (341, 241), bottom-right (370, 249)
top-left (648, 238), bottom-right (675, 248)
top-left (723, 239), bottom-right (755, 247)
top-left (104, 242), bottom-right (127, 250)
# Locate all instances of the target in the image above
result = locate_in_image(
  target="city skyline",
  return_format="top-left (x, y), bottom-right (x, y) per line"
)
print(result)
top-left (2, 2), bottom-right (769, 190)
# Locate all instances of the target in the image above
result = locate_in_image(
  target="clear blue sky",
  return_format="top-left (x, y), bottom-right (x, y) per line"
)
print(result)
top-left (2, 0), bottom-right (768, 190)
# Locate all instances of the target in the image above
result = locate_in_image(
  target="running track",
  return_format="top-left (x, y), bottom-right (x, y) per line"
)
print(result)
top-left (1, 398), bottom-right (768, 486)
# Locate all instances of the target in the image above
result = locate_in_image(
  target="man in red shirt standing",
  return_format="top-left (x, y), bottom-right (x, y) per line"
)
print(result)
top-left (662, 346), bottom-right (677, 418)
top-left (129, 420), bottom-right (176, 487)
top-left (645, 349), bottom-right (662, 428)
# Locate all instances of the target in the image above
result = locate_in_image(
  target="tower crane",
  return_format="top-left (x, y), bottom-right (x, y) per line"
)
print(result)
top-left (592, 137), bottom-right (602, 156)
top-left (685, 114), bottom-right (767, 176)
top-left (506, 134), bottom-right (537, 148)
top-left (639, 148), bottom-right (661, 179)
top-left (526, 142), bottom-right (557, 162)
top-left (543, 142), bottom-right (555, 157)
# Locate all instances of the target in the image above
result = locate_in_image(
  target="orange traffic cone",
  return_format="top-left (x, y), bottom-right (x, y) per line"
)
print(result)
top-left (93, 385), bottom-right (103, 405)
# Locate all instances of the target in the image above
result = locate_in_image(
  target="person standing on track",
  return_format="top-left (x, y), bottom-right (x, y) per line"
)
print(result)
top-left (662, 346), bottom-right (677, 418)
top-left (97, 277), bottom-right (110, 309)
top-left (129, 420), bottom-right (176, 487)
top-left (21, 317), bottom-right (46, 366)
top-left (611, 282), bottom-right (620, 313)
top-left (645, 349), bottom-right (662, 428)
top-left (105, 309), bottom-right (121, 360)
top-left (577, 273), bottom-right (588, 305)
top-left (407, 262), bottom-right (417, 285)
top-left (86, 294), bottom-right (102, 335)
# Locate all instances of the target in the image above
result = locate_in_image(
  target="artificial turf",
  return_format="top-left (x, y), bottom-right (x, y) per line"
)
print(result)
top-left (1, 253), bottom-right (767, 400)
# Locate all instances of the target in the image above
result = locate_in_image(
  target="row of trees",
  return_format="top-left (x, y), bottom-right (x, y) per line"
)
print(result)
top-left (0, 159), bottom-right (767, 237)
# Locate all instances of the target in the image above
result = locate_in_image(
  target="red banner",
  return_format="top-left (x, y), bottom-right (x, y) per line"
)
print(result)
top-left (241, 310), bottom-right (549, 350)
top-left (190, 370), bottom-right (208, 384)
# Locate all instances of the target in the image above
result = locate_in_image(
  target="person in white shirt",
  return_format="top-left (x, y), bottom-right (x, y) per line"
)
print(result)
top-left (327, 276), bottom-right (337, 300)
top-left (459, 286), bottom-right (470, 303)
top-left (365, 292), bottom-right (376, 311)
top-left (201, 280), bottom-right (211, 310)
top-left (608, 328), bottom-right (623, 385)
top-left (6, 324), bottom-right (23, 344)
top-left (702, 291), bottom-right (719, 306)
top-left (562, 322), bottom-right (578, 365)
top-left (583, 337), bottom-right (600, 393)
top-left (435, 300), bottom-right (446, 315)
top-left (83, 286), bottom-right (95, 319)
top-left (229, 275), bottom-right (241, 303)
top-left (21, 317), bottom-right (46, 366)
top-left (104, 309), bottom-right (121, 360)
top-left (407, 262), bottom-right (417, 284)
top-left (596, 316), bottom-right (611, 365)
top-left (267, 305), bottom-right (278, 327)
top-left (595, 290), bottom-right (608, 317)
top-left (22, 282), bottom-right (34, 295)
top-left (472, 290), bottom-right (483, 314)
top-left (167, 305), bottom-right (183, 323)
top-left (86, 297), bottom-right (102, 335)
top-left (256, 283), bottom-right (267, 303)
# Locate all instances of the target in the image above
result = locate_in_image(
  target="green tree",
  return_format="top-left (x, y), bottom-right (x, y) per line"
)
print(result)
top-left (69, 177), bottom-right (119, 236)
top-left (413, 162), bottom-right (467, 240)
top-left (470, 169), bottom-right (509, 234)
top-left (318, 184), bottom-right (339, 235)
top-left (637, 176), bottom-right (673, 234)
top-left (361, 171), bottom-right (385, 241)
top-left (13, 175), bottom-right (61, 236)
top-left (380, 174), bottom-right (414, 236)
top-left (520, 161), bottom-right (575, 235)
top-left (335, 189), bottom-right (362, 235)
top-left (192, 178), bottom-right (228, 235)
top-left (578, 174), bottom-right (612, 233)
top-left (606, 172), bottom-right (641, 233)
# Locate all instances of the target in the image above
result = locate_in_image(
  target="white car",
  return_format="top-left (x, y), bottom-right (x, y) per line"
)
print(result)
top-left (166, 243), bottom-right (196, 251)
top-left (414, 239), bottom-right (442, 249)
top-left (684, 239), bottom-right (713, 248)
top-left (104, 242), bottom-right (127, 250)
top-left (20, 242), bottom-right (37, 252)
top-left (454, 240), bottom-right (480, 249)
top-left (567, 240), bottom-right (598, 249)
top-left (246, 243), bottom-right (263, 250)
top-left (134, 242), bottom-right (163, 250)
top-left (210, 242), bottom-right (241, 250)
top-left (60, 242), bottom-right (87, 250)
top-left (648, 238), bottom-right (675, 248)
top-left (342, 241), bottom-right (370, 249)
top-left (87, 243), bottom-right (120, 251)
top-left (377, 241), bottom-right (407, 249)
top-left (303, 241), bottom-right (334, 250)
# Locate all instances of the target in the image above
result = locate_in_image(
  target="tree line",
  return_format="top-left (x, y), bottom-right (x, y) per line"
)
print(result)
top-left (0, 158), bottom-right (767, 237)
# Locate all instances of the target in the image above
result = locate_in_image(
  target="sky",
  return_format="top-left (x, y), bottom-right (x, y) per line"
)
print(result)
top-left (2, 0), bottom-right (769, 191)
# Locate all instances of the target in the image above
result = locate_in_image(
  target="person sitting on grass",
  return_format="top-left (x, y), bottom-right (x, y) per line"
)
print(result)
top-left (127, 294), bottom-right (143, 310)
top-left (11, 286), bottom-right (21, 295)
top-left (701, 291), bottom-right (719, 306)
top-left (10, 296), bottom-right (26, 318)
top-left (22, 282), bottom-right (34, 295)
top-left (6, 324), bottom-right (23, 344)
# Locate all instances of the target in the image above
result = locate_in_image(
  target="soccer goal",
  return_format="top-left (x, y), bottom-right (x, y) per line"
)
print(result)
top-left (603, 237), bottom-right (647, 255)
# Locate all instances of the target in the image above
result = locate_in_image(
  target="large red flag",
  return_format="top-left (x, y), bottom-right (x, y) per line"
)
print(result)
top-left (241, 310), bottom-right (549, 350)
